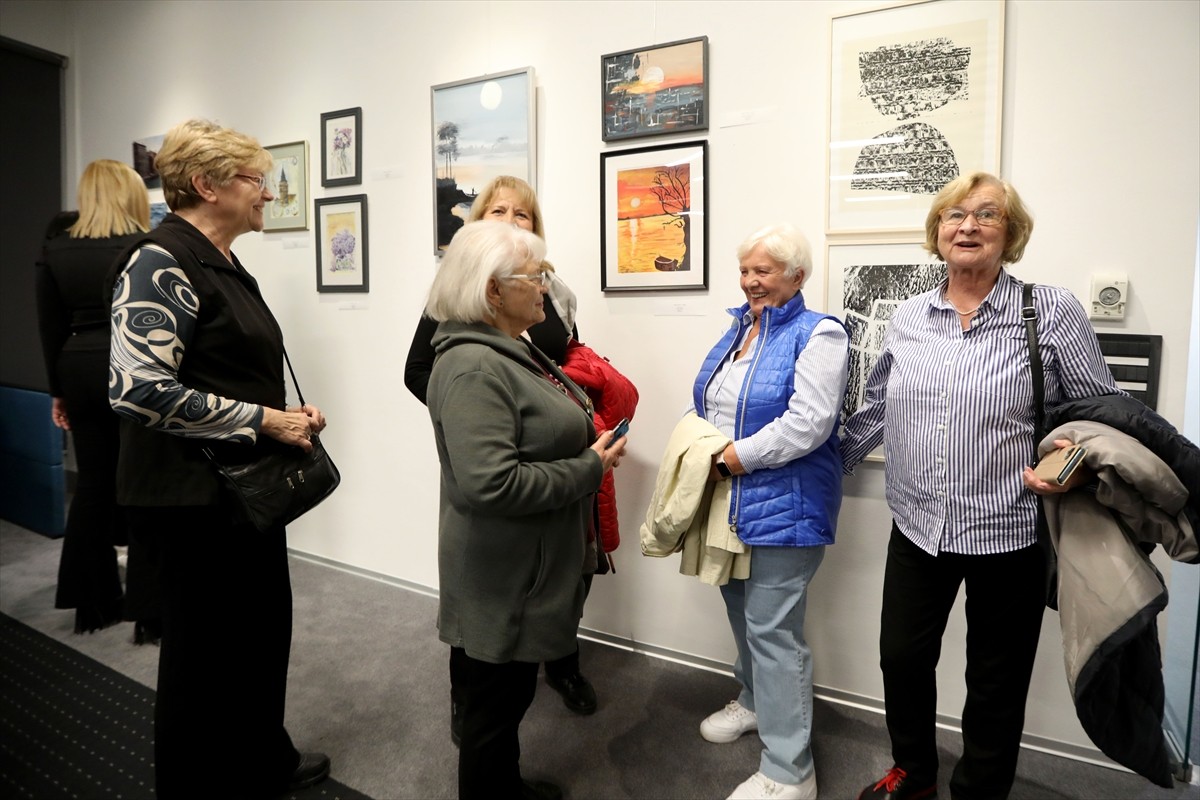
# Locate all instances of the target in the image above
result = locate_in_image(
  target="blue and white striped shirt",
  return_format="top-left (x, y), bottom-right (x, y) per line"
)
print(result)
top-left (840, 270), bottom-right (1122, 555)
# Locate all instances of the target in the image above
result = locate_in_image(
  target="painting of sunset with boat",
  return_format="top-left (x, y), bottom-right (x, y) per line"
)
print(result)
top-left (601, 141), bottom-right (708, 292)
top-left (616, 162), bottom-right (691, 273)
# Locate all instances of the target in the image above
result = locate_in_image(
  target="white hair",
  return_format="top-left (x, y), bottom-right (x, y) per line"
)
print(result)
top-left (426, 221), bottom-right (547, 323)
top-left (736, 223), bottom-right (814, 288)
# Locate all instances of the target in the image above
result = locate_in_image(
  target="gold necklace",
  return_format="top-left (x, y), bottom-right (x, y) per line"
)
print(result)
top-left (951, 303), bottom-right (982, 316)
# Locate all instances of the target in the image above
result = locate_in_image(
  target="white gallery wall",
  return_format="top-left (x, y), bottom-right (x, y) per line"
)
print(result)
top-left (3, 0), bottom-right (1198, 760)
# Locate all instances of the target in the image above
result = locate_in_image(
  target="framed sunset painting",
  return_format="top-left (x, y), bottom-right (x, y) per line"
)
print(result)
top-left (601, 36), bottom-right (708, 142)
top-left (600, 140), bottom-right (708, 292)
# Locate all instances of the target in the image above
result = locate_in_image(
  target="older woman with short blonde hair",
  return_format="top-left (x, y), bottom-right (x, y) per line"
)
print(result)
top-left (843, 172), bottom-right (1120, 800)
top-left (108, 119), bottom-right (331, 797)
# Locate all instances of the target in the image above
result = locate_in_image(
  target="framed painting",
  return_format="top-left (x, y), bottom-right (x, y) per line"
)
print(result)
top-left (132, 133), bottom-right (164, 188)
top-left (601, 35), bottom-right (708, 142)
top-left (320, 107), bottom-right (362, 187)
top-left (263, 141), bottom-right (309, 232)
top-left (600, 140), bottom-right (707, 292)
top-left (826, 0), bottom-right (1005, 233)
top-left (431, 67), bottom-right (536, 253)
top-left (314, 195), bottom-right (369, 293)
top-left (826, 240), bottom-right (945, 456)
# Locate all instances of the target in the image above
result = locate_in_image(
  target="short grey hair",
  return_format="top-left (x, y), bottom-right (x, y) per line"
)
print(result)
top-left (426, 220), bottom-right (548, 323)
top-left (736, 224), bottom-right (814, 288)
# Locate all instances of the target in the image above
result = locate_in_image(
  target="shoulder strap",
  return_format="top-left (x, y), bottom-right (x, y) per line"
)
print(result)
top-left (283, 349), bottom-right (305, 407)
top-left (1022, 282), bottom-right (1045, 460)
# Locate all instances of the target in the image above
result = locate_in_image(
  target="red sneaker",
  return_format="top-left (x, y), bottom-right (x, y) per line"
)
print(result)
top-left (857, 767), bottom-right (936, 800)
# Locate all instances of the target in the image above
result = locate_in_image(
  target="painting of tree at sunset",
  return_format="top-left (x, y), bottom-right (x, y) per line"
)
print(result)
top-left (601, 141), bottom-right (707, 292)
top-left (616, 162), bottom-right (691, 273)
top-left (602, 36), bottom-right (708, 141)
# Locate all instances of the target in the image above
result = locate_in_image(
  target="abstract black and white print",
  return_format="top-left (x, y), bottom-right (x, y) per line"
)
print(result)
top-left (840, 261), bottom-right (946, 422)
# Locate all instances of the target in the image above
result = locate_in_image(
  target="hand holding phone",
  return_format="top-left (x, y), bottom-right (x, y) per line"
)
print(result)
top-left (1033, 444), bottom-right (1088, 485)
top-left (607, 418), bottom-right (629, 448)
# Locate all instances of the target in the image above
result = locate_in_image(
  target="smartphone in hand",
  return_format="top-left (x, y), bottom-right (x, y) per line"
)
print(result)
top-left (607, 418), bottom-right (629, 448)
top-left (1033, 445), bottom-right (1088, 485)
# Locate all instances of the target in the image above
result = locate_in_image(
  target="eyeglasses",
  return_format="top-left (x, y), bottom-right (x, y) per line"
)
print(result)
top-left (505, 271), bottom-right (550, 287)
top-left (233, 173), bottom-right (269, 191)
top-left (939, 207), bottom-right (1005, 227)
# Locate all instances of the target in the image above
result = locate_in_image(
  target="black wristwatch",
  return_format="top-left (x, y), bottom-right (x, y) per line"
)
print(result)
top-left (715, 457), bottom-right (733, 479)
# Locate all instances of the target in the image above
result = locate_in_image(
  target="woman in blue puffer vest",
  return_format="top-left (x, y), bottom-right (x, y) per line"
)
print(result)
top-left (691, 224), bottom-right (849, 800)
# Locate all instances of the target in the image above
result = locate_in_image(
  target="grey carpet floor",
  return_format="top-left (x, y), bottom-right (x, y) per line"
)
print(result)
top-left (0, 519), bottom-right (1194, 800)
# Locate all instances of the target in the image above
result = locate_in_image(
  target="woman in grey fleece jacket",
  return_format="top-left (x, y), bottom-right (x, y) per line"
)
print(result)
top-left (424, 220), bottom-right (625, 800)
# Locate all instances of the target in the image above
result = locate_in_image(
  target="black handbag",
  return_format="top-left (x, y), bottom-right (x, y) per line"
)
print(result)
top-left (204, 350), bottom-right (341, 532)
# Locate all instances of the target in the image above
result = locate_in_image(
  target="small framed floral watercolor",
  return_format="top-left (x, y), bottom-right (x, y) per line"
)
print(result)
top-left (314, 194), bottom-right (369, 293)
top-left (320, 107), bottom-right (362, 187)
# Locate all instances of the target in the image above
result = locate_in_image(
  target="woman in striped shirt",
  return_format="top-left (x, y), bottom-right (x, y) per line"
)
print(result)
top-left (841, 172), bottom-right (1120, 800)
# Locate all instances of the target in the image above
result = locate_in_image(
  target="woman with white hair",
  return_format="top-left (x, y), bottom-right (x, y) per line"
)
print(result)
top-left (424, 220), bottom-right (626, 800)
top-left (690, 224), bottom-right (849, 800)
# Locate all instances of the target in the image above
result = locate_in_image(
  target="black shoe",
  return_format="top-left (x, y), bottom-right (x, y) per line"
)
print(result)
top-left (286, 752), bottom-right (331, 791)
top-left (521, 779), bottom-right (564, 800)
top-left (451, 698), bottom-right (463, 747)
top-left (545, 671), bottom-right (597, 715)
top-left (857, 767), bottom-right (935, 800)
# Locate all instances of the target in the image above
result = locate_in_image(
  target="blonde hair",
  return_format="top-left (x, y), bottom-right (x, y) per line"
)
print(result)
top-left (426, 220), bottom-right (547, 324)
top-left (68, 159), bottom-right (150, 239)
top-left (924, 171), bottom-right (1035, 264)
top-left (156, 119), bottom-right (272, 211)
top-left (468, 175), bottom-right (546, 240)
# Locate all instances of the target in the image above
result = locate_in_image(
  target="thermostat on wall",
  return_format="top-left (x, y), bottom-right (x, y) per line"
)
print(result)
top-left (1089, 272), bottom-right (1128, 320)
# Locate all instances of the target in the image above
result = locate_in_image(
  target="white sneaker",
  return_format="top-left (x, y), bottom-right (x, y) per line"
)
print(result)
top-left (700, 700), bottom-right (758, 743)
top-left (727, 770), bottom-right (818, 800)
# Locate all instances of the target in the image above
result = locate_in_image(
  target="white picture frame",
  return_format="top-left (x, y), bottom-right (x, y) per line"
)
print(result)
top-left (826, 0), bottom-right (1005, 234)
top-left (431, 67), bottom-right (536, 253)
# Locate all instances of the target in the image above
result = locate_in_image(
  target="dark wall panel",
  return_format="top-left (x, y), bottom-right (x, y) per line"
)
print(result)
top-left (0, 38), bottom-right (65, 391)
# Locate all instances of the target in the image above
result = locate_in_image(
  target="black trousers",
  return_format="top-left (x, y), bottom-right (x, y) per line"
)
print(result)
top-left (451, 647), bottom-right (539, 799)
top-left (880, 524), bottom-right (1045, 800)
top-left (53, 349), bottom-right (123, 631)
top-left (128, 506), bottom-right (300, 798)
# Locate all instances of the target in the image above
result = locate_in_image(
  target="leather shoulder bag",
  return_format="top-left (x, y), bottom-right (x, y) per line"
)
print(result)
top-left (204, 350), bottom-right (341, 532)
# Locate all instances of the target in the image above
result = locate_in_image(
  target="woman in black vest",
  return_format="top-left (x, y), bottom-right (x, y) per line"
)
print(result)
top-left (37, 159), bottom-right (148, 635)
top-left (108, 120), bottom-right (330, 798)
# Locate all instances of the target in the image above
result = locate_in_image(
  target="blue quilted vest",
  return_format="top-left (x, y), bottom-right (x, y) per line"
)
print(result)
top-left (692, 294), bottom-right (843, 547)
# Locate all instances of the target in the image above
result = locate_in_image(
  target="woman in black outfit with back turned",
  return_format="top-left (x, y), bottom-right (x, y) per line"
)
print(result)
top-left (36, 159), bottom-right (149, 634)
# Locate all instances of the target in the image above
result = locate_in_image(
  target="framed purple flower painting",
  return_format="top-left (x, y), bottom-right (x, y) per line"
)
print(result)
top-left (314, 194), bottom-right (369, 293)
top-left (320, 107), bottom-right (362, 187)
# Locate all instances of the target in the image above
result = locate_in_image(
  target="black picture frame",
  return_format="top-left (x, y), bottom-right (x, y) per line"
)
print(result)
top-left (601, 36), bottom-right (708, 142)
top-left (320, 107), bottom-right (362, 187)
top-left (314, 194), bottom-right (369, 293)
top-left (600, 140), bottom-right (708, 292)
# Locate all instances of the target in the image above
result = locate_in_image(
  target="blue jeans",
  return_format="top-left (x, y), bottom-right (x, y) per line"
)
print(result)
top-left (721, 544), bottom-right (825, 784)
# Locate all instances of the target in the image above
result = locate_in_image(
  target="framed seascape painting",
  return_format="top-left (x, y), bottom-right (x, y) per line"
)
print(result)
top-left (826, 0), bottom-right (1004, 233)
top-left (320, 107), bottom-right (362, 188)
top-left (431, 67), bottom-right (536, 253)
top-left (601, 36), bottom-right (708, 142)
top-left (826, 240), bottom-right (945, 458)
top-left (600, 140), bottom-right (707, 292)
top-left (314, 195), bottom-right (369, 293)
top-left (263, 141), bottom-right (309, 232)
